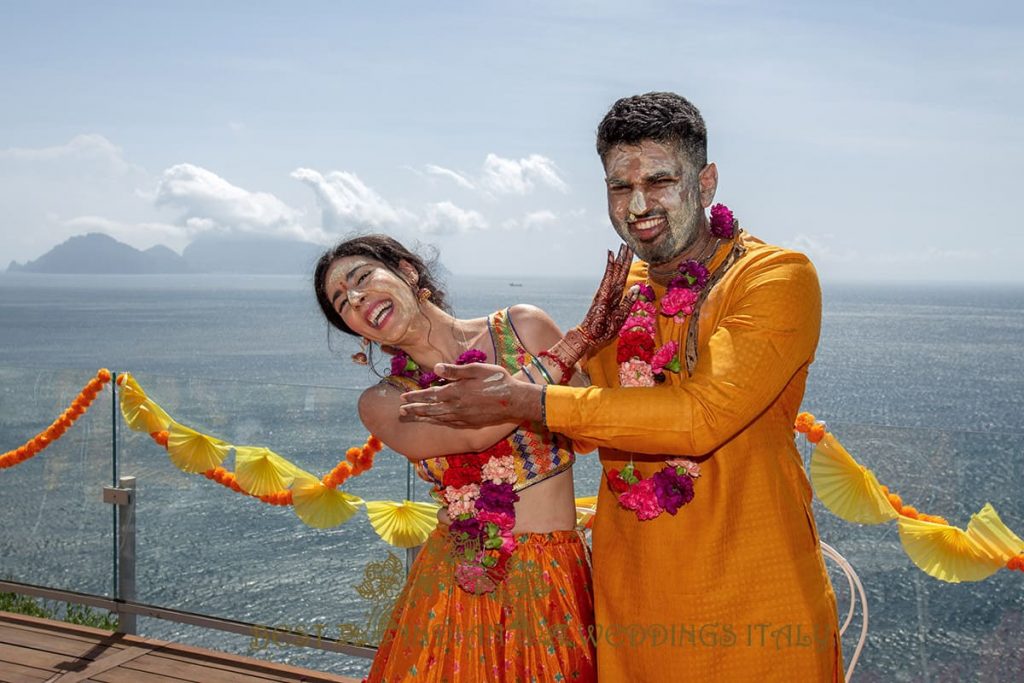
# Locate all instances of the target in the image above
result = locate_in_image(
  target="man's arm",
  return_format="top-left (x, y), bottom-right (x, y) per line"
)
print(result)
top-left (402, 251), bottom-right (821, 456)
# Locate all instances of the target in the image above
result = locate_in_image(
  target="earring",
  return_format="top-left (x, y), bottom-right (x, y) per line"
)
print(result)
top-left (351, 338), bottom-right (369, 365)
top-left (418, 287), bottom-right (432, 302)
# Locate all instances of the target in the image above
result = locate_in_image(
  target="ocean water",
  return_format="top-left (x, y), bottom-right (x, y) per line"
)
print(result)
top-left (0, 273), bottom-right (1022, 681)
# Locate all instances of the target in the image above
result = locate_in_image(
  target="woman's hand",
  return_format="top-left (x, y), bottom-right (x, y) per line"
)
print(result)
top-left (542, 245), bottom-right (634, 375)
top-left (578, 244), bottom-right (635, 347)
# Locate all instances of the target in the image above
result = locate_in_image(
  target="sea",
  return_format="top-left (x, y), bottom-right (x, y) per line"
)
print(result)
top-left (0, 272), bottom-right (1022, 681)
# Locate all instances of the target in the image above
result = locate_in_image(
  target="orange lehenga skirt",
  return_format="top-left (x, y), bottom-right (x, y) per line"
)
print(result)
top-left (366, 526), bottom-right (596, 682)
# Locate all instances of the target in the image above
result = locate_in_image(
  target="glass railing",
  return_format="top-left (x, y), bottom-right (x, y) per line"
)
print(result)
top-left (1, 367), bottom-right (1022, 680)
top-left (0, 367), bottom-right (115, 599)
top-left (797, 422), bottom-right (1024, 682)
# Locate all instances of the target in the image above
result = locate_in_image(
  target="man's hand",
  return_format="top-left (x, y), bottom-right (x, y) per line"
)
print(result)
top-left (399, 363), bottom-right (543, 426)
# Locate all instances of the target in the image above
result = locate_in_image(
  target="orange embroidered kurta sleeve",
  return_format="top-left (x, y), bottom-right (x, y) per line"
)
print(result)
top-left (545, 234), bottom-right (844, 682)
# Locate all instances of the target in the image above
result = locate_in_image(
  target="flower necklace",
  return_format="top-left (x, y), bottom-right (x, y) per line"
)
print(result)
top-left (609, 203), bottom-right (738, 520)
top-left (388, 347), bottom-right (520, 594)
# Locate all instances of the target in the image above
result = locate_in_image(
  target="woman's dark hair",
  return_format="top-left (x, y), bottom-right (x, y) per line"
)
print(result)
top-left (596, 91), bottom-right (707, 168)
top-left (313, 233), bottom-right (450, 336)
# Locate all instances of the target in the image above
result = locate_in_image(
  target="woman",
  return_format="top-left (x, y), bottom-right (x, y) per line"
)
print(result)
top-left (313, 234), bottom-right (631, 682)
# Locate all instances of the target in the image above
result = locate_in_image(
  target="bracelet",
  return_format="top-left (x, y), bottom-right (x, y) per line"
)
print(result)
top-left (540, 385), bottom-right (548, 425)
top-left (538, 350), bottom-right (574, 384)
top-left (530, 357), bottom-right (555, 385)
top-left (520, 364), bottom-right (537, 384)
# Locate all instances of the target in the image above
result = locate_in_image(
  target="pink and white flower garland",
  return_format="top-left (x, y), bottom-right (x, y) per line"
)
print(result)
top-left (609, 204), bottom-right (737, 519)
top-left (441, 442), bottom-right (520, 594)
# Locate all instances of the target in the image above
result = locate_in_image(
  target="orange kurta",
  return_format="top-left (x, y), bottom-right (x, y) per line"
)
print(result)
top-left (546, 233), bottom-right (843, 682)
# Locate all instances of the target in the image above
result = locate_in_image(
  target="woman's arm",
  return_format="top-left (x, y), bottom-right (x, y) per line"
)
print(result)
top-left (358, 383), bottom-right (519, 461)
top-left (359, 303), bottom-right (569, 461)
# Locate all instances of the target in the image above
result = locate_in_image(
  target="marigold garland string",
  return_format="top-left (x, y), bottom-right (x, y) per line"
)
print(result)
top-left (0, 369), bottom-right (112, 470)
top-left (796, 411), bottom-right (1023, 582)
top-left (113, 372), bottom-right (442, 545)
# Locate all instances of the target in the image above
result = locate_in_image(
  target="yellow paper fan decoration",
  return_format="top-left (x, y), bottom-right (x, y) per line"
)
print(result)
top-left (966, 503), bottom-right (1024, 563)
top-left (810, 432), bottom-right (898, 524)
top-left (166, 423), bottom-right (231, 473)
top-left (365, 500), bottom-right (440, 548)
top-left (117, 373), bottom-right (172, 434)
top-left (575, 495), bottom-right (598, 528)
top-left (234, 446), bottom-right (298, 496)
top-left (291, 474), bottom-right (362, 528)
top-left (898, 516), bottom-right (1005, 583)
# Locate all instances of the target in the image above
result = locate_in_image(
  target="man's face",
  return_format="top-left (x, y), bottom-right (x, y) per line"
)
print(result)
top-left (604, 139), bottom-right (704, 265)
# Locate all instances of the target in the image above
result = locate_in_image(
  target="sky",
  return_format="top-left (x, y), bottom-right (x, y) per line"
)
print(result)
top-left (1, 0), bottom-right (1022, 281)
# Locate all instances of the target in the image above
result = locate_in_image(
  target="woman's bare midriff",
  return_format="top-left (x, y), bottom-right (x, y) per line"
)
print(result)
top-left (436, 467), bottom-right (578, 534)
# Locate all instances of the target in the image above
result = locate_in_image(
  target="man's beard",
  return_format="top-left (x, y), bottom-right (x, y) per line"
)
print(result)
top-left (617, 210), bottom-right (703, 265)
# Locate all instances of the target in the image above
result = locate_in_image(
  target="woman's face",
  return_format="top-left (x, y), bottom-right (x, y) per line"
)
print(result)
top-left (323, 255), bottom-right (420, 345)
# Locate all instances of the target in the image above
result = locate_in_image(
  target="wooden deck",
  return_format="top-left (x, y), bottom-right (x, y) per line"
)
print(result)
top-left (0, 611), bottom-right (360, 683)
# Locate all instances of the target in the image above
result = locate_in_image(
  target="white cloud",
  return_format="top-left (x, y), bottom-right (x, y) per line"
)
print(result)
top-left (291, 167), bottom-right (413, 233)
top-left (0, 134), bottom-right (138, 174)
top-left (480, 153), bottom-right (568, 195)
top-left (502, 209), bottom-right (559, 232)
top-left (421, 201), bottom-right (488, 235)
top-left (156, 163), bottom-right (312, 241)
top-left (424, 164), bottom-right (475, 190)
top-left (783, 233), bottom-right (859, 263)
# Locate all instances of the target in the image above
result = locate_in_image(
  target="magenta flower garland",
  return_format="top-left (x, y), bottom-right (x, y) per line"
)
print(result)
top-left (388, 347), bottom-right (520, 593)
top-left (608, 203), bottom-right (737, 520)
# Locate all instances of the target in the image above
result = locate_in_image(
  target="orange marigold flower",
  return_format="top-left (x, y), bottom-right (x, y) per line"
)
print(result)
top-left (807, 423), bottom-right (826, 443)
top-left (1007, 555), bottom-right (1023, 571)
top-left (97, 368), bottom-right (112, 382)
top-left (928, 515), bottom-right (949, 526)
top-left (367, 435), bottom-right (383, 451)
top-left (901, 505), bottom-right (919, 519)
top-left (887, 493), bottom-right (903, 511)
top-left (150, 431), bottom-right (170, 447)
top-left (794, 412), bottom-right (816, 433)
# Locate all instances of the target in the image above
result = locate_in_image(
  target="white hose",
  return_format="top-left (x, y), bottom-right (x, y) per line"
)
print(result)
top-left (821, 541), bottom-right (868, 681)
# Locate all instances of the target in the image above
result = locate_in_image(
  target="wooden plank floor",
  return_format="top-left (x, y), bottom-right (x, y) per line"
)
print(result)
top-left (0, 611), bottom-right (360, 683)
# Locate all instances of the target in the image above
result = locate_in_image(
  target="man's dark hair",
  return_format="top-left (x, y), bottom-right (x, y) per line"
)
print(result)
top-left (596, 92), bottom-right (707, 168)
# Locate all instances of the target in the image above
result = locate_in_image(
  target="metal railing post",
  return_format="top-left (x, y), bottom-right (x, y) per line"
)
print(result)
top-left (117, 476), bottom-right (137, 634)
top-left (103, 475), bottom-right (137, 634)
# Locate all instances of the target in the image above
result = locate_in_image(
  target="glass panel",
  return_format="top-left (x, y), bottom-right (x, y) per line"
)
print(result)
top-left (118, 372), bottom-right (417, 677)
top-left (0, 367), bottom-right (114, 598)
top-left (802, 424), bottom-right (1024, 681)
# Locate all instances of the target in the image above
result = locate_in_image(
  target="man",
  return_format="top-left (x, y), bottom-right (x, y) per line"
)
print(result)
top-left (402, 92), bottom-right (843, 681)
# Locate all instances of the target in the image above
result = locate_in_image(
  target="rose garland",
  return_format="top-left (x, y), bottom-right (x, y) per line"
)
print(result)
top-left (606, 205), bottom-right (738, 519)
top-left (387, 347), bottom-right (522, 594)
top-left (616, 203), bottom-right (735, 388)
top-left (0, 369), bottom-right (112, 470)
top-left (443, 443), bottom-right (519, 594)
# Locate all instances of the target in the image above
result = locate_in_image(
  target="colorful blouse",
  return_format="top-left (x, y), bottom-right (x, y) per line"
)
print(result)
top-left (384, 308), bottom-right (575, 493)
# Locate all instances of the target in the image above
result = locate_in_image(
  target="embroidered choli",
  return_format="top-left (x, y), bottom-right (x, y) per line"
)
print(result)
top-left (384, 308), bottom-right (575, 493)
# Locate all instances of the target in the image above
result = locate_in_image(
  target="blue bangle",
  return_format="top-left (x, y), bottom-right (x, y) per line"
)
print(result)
top-left (531, 357), bottom-right (555, 384)
top-left (540, 385), bottom-right (548, 425)
top-left (520, 364), bottom-right (537, 384)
